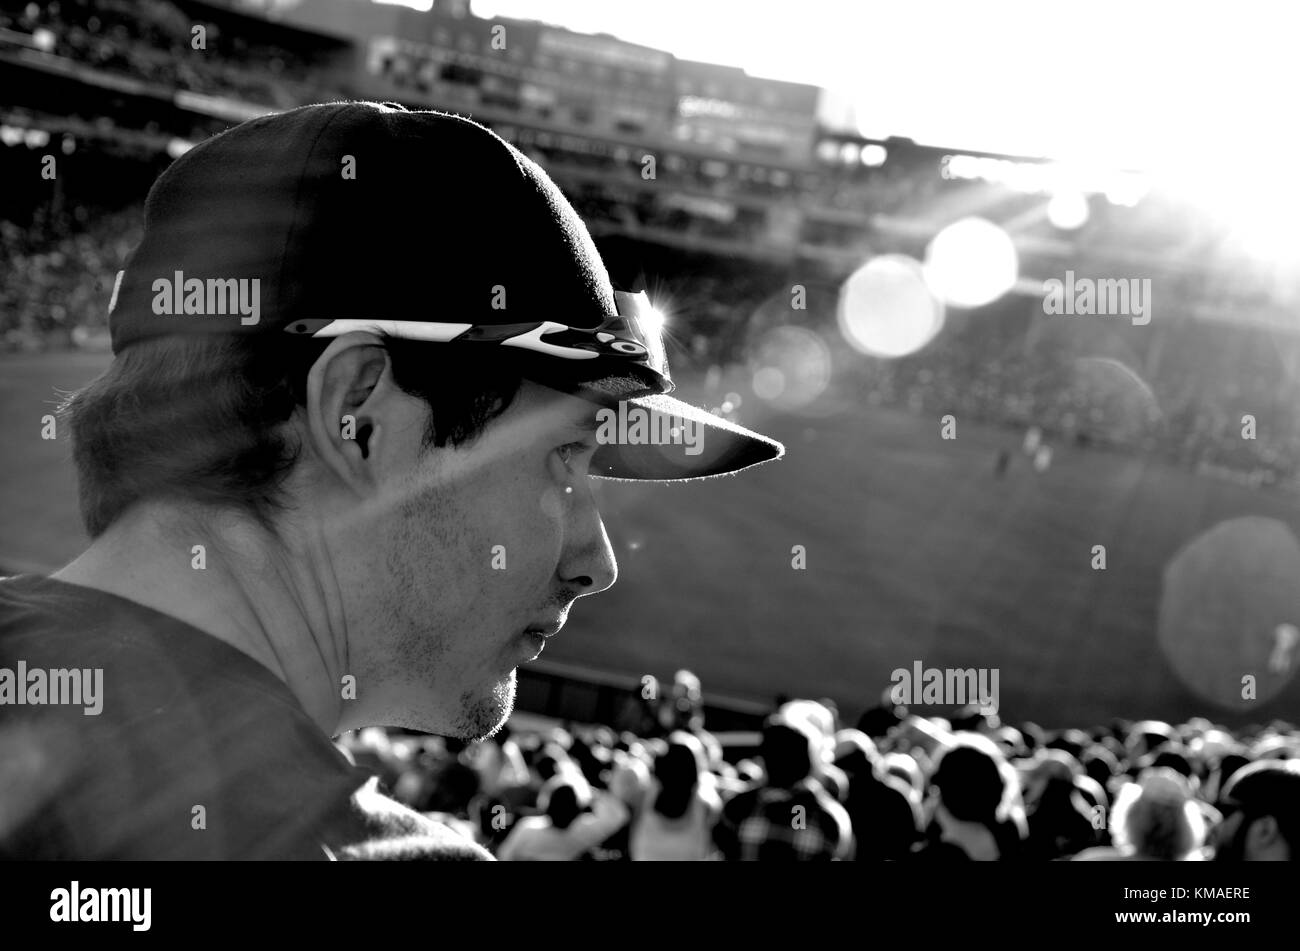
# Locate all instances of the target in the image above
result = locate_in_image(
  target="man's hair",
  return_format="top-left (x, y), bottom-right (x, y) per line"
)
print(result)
top-left (930, 736), bottom-right (1008, 824)
top-left (540, 780), bottom-right (583, 831)
top-left (652, 732), bottom-right (706, 820)
top-left (1221, 760), bottom-right (1300, 855)
top-left (60, 334), bottom-right (533, 538)
top-left (760, 719), bottom-right (814, 789)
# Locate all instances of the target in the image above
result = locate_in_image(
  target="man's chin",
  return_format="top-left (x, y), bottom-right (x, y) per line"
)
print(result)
top-left (454, 670), bottom-right (517, 742)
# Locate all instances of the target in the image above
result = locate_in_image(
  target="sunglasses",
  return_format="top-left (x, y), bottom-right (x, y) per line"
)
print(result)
top-left (284, 289), bottom-right (670, 383)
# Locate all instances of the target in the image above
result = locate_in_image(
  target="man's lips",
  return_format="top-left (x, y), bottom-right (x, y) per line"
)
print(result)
top-left (520, 619), bottom-right (562, 662)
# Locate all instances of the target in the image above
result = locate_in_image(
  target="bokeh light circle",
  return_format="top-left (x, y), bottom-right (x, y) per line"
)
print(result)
top-left (923, 217), bottom-right (1019, 308)
top-left (749, 325), bottom-right (832, 411)
top-left (1047, 190), bottom-right (1090, 230)
top-left (1158, 516), bottom-right (1300, 710)
top-left (837, 254), bottom-right (944, 358)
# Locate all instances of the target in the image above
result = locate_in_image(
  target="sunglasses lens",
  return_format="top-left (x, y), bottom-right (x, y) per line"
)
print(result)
top-left (613, 292), bottom-right (669, 366)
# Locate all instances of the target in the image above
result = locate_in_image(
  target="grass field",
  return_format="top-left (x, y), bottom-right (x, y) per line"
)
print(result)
top-left (4, 350), bottom-right (1299, 729)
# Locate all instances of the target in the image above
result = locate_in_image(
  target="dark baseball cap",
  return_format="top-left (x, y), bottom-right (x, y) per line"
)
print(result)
top-left (107, 100), bottom-right (784, 481)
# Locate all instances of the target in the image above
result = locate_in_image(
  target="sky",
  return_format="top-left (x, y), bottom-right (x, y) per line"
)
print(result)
top-left (374, 0), bottom-right (1298, 176)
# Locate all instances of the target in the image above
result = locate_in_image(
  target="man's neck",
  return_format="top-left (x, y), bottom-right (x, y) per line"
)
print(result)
top-left (53, 502), bottom-right (346, 735)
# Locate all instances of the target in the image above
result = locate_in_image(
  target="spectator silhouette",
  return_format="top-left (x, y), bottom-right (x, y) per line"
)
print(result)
top-left (833, 729), bottom-right (920, 860)
top-left (496, 771), bottom-right (629, 862)
top-left (911, 734), bottom-right (1026, 861)
top-left (630, 731), bottom-right (722, 860)
top-left (1074, 767), bottom-right (1206, 861)
top-left (1211, 760), bottom-right (1300, 861)
top-left (713, 714), bottom-right (853, 861)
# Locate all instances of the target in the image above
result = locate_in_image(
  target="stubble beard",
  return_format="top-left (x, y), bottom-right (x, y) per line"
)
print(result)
top-left (452, 670), bottom-right (516, 741)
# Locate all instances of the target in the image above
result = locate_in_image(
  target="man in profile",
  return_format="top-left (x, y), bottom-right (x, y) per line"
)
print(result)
top-left (0, 101), bottom-right (783, 859)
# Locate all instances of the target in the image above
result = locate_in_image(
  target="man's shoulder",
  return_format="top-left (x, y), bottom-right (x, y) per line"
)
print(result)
top-left (0, 573), bottom-right (317, 740)
top-left (0, 575), bottom-right (487, 860)
top-left (0, 573), bottom-right (216, 672)
top-left (0, 574), bottom-right (92, 636)
top-left (0, 575), bottom-right (491, 861)
top-left (328, 778), bottom-right (492, 861)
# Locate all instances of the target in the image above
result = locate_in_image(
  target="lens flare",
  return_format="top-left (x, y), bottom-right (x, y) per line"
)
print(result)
top-left (1159, 517), bottom-right (1300, 710)
top-left (640, 305), bottom-right (666, 336)
top-left (837, 254), bottom-right (944, 358)
top-left (923, 217), bottom-right (1018, 308)
top-left (1047, 191), bottom-right (1090, 230)
top-left (749, 325), bottom-right (832, 411)
top-left (1069, 357), bottom-right (1163, 439)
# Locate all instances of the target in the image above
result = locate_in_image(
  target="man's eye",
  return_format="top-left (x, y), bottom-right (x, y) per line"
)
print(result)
top-left (556, 441), bottom-right (595, 471)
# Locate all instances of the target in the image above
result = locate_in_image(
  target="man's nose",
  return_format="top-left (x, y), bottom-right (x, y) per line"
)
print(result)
top-left (558, 482), bottom-right (618, 596)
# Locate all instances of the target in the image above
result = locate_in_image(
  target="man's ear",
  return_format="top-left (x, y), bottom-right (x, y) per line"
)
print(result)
top-left (303, 333), bottom-right (408, 493)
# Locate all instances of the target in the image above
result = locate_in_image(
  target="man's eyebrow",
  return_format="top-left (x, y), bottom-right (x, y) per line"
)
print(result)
top-left (563, 408), bottom-right (602, 434)
top-left (538, 406), bottom-right (601, 443)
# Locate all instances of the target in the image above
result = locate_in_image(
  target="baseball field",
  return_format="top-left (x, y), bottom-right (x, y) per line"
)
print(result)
top-left (4, 350), bottom-right (1299, 729)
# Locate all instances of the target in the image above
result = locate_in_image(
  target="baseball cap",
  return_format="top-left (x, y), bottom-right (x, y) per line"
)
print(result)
top-left (106, 100), bottom-right (783, 481)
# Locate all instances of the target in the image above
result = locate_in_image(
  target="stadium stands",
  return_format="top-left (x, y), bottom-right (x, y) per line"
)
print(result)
top-left (2, 0), bottom-right (353, 108)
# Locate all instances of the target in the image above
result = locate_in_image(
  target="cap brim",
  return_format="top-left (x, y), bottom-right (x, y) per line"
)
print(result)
top-left (588, 392), bottom-right (785, 482)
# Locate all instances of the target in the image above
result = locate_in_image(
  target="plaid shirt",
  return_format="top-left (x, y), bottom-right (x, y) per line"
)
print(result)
top-left (715, 778), bottom-right (854, 861)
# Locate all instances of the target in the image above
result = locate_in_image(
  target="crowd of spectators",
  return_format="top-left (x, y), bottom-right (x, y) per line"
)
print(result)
top-left (653, 267), bottom-right (1300, 484)
top-left (848, 309), bottom-right (1300, 485)
top-left (1, 0), bottom-right (351, 109)
top-left (0, 202), bottom-right (139, 351)
top-left (334, 669), bottom-right (1300, 861)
